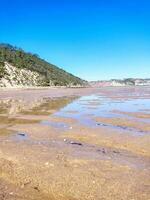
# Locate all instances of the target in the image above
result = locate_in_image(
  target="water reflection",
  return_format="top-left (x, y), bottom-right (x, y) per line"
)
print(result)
top-left (0, 96), bottom-right (78, 135)
top-left (22, 96), bottom-right (78, 115)
top-left (53, 94), bottom-right (150, 134)
top-left (0, 91), bottom-right (150, 137)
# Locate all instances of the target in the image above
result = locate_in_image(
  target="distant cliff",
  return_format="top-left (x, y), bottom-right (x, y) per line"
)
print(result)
top-left (0, 43), bottom-right (87, 87)
top-left (90, 78), bottom-right (150, 87)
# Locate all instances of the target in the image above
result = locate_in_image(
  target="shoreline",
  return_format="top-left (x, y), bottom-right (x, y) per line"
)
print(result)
top-left (0, 85), bottom-right (150, 101)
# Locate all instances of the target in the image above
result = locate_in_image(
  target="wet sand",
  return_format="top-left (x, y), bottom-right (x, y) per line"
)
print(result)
top-left (0, 87), bottom-right (150, 200)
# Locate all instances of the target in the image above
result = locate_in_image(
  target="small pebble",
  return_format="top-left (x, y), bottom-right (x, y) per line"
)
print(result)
top-left (18, 133), bottom-right (26, 136)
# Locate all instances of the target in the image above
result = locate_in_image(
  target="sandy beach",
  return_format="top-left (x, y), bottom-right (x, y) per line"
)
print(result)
top-left (0, 87), bottom-right (150, 200)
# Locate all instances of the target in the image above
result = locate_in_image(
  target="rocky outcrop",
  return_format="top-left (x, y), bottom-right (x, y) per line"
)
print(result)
top-left (0, 62), bottom-right (45, 87)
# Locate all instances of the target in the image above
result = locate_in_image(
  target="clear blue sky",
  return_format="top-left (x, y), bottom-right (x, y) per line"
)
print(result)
top-left (0, 0), bottom-right (150, 80)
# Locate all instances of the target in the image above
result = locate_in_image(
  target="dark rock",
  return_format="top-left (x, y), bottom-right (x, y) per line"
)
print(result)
top-left (117, 125), bottom-right (128, 130)
top-left (113, 150), bottom-right (120, 154)
top-left (97, 148), bottom-right (106, 154)
top-left (18, 133), bottom-right (26, 137)
top-left (70, 141), bottom-right (83, 146)
top-left (96, 123), bottom-right (107, 127)
top-left (102, 148), bottom-right (106, 154)
top-left (33, 186), bottom-right (40, 192)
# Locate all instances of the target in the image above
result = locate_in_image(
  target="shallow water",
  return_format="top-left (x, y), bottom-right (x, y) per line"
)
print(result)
top-left (1, 90), bottom-right (150, 135)
top-left (50, 93), bottom-right (150, 134)
top-left (55, 94), bottom-right (150, 117)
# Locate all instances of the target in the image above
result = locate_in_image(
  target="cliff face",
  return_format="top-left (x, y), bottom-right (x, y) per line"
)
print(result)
top-left (0, 62), bottom-right (45, 87)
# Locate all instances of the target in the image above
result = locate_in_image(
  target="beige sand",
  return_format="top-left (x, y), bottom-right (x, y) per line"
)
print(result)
top-left (0, 87), bottom-right (150, 200)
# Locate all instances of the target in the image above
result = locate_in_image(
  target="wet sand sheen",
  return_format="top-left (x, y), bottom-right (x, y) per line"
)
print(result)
top-left (0, 87), bottom-right (150, 200)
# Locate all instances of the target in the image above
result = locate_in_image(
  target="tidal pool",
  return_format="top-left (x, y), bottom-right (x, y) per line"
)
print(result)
top-left (50, 93), bottom-right (150, 134)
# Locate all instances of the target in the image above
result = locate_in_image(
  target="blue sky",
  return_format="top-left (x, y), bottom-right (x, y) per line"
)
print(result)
top-left (0, 0), bottom-right (150, 80)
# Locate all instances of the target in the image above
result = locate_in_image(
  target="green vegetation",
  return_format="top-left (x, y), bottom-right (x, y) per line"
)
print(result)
top-left (0, 61), bottom-right (7, 78)
top-left (0, 43), bottom-right (87, 86)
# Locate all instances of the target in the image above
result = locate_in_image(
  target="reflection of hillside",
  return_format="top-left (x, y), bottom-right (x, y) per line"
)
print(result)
top-left (0, 96), bottom-right (78, 116)
top-left (0, 96), bottom-right (78, 135)
top-left (0, 99), bottom-right (24, 115)
top-left (0, 99), bottom-right (40, 115)
top-left (22, 96), bottom-right (78, 115)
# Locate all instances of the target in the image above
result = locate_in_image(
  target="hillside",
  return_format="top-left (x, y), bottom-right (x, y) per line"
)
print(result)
top-left (0, 43), bottom-right (87, 87)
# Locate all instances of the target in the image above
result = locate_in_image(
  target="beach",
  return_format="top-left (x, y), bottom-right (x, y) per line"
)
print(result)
top-left (0, 86), bottom-right (150, 200)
